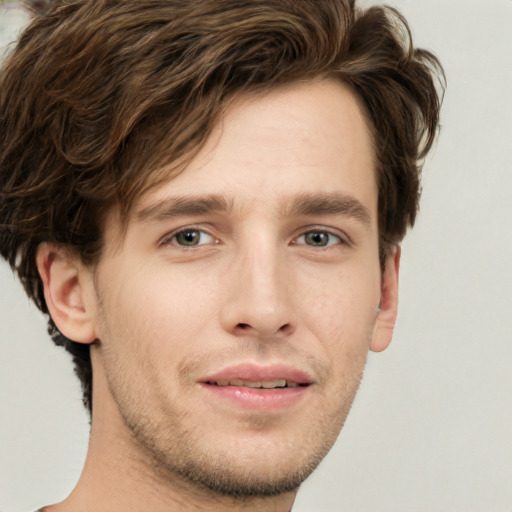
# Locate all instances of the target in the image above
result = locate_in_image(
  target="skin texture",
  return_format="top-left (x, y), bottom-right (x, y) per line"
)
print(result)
top-left (37, 80), bottom-right (399, 512)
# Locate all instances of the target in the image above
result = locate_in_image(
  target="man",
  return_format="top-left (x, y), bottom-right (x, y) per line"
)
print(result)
top-left (0, 0), bottom-right (444, 510)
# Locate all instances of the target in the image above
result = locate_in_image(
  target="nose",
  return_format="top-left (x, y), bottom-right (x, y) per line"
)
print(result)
top-left (219, 237), bottom-right (297, 339)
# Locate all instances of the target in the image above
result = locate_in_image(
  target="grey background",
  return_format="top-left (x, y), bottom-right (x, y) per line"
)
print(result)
top-left (1, 1), bottom-right (511, 511)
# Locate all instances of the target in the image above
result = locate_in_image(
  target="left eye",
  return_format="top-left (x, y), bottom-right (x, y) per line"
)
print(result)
top-left (168, 229), bottom-right (215, 247)
top-left (296, 230), bottom-right (342, 247)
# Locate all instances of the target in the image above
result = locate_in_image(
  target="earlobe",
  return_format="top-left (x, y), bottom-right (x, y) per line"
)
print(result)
top-left (370, 246), bottom-right (401, 353)
top-left (36, 243), bottom-right (97, 344)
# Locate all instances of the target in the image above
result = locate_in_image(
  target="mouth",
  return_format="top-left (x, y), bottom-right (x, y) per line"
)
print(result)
top-left (199, 364), bottom-right (313, 410)
top-left (204, 378), bottom-right (307, 389)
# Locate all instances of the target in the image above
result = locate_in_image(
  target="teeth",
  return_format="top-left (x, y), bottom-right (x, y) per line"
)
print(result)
top-left (262, 379), bottom-right (286, 388)
top-left (244, 381), bottom-right (262, 388)
top-left (215, 379), bottom-right (294, 389)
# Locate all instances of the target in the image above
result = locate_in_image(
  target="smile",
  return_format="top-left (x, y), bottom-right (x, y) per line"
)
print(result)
top-left (205, 379), bottom-right (304, 389)
top-left (200, 364), bottom-right (313, 410)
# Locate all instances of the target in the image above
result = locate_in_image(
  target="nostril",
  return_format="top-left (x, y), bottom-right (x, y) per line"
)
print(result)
top-left (232, 322), bottom-right (295, 336)
top-left (279, 323), bottom-right (293, 334)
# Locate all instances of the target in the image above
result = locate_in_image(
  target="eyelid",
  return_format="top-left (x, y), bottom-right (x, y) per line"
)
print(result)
top-left (293, 226), bottom-right (351, 247)
top-left (159, 225), bottom-right (217, 247)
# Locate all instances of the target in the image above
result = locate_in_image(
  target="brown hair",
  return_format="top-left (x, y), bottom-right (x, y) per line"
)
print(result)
top-left (0, 0), bottom-right (445, 412)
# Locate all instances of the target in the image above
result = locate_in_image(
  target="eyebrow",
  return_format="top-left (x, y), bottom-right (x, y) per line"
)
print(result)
top-left (284, 192), bottom-right (372, 227)
top-left (136, 194), bottom-right (232, 221)
top-left (136, 192), bottom-right (372, 227)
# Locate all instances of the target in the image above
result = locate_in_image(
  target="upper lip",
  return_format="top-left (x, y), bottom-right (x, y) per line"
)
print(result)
top-left (200, 363), bottom-right (314, 385)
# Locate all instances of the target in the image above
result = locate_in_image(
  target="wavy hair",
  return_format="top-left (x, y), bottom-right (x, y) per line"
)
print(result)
top-left (0, 0), bottom-right (445, 412)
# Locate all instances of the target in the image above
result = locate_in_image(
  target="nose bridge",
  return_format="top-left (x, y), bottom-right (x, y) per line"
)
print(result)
top-left (221, 229), bottom-right (295, 337)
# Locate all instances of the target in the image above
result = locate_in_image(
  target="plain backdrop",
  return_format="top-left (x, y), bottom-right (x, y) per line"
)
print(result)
top-left (1, 1), bottom-right (511, 511)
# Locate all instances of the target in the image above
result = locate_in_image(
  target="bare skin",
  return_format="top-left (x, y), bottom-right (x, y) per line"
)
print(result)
top-left (37, 80), bottom-right (399, 512)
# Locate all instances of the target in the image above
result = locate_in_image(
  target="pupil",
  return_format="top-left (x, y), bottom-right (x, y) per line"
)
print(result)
top-left (178, 230), bottom-right (199, 245)
top-left (307, 232), bottom-right (328, 246)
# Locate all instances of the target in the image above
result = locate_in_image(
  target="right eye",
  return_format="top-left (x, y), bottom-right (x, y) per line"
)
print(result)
top-left (163, 228), bottom-right (216, 247)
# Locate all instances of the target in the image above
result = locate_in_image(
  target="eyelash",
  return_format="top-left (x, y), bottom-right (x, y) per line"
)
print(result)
top-left (160, 226), bottom-right (348, 249)
top-left (294, 230), bottom-right (347, 248)
top-left (160, 227), bottom-right (217, 248)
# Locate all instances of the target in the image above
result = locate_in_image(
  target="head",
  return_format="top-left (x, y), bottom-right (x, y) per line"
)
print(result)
top-left (0, 0), bottom-right (444, 500)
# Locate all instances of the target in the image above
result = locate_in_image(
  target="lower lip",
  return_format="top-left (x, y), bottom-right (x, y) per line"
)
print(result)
top-left (200, 383), bottom-right (309, 410)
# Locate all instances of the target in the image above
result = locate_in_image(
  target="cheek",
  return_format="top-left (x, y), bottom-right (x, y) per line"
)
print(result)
top-left (301, 259), bottom-right (380, 331)
top-left (297, 259), bottom-right (381, 385)
top-left (99, 262), bottom-right (218, 358)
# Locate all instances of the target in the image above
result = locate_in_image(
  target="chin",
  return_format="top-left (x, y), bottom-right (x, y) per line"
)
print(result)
top-left (162, 448), bottom-right (326, 498)
top-left (133, 416), bottom-right (343, 500)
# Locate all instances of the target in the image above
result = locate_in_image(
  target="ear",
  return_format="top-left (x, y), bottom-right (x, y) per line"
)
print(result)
top-left (370, 245), bottom-right (401, 353)
top-left (36, 243), bottom-right (97, 344)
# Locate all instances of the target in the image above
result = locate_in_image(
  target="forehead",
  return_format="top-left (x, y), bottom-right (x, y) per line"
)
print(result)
top-left (133, 79), bottom-right (377, 219)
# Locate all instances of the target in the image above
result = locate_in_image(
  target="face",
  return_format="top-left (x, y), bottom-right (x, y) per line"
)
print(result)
top-left (84, 80), bottom-right (396, 497)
